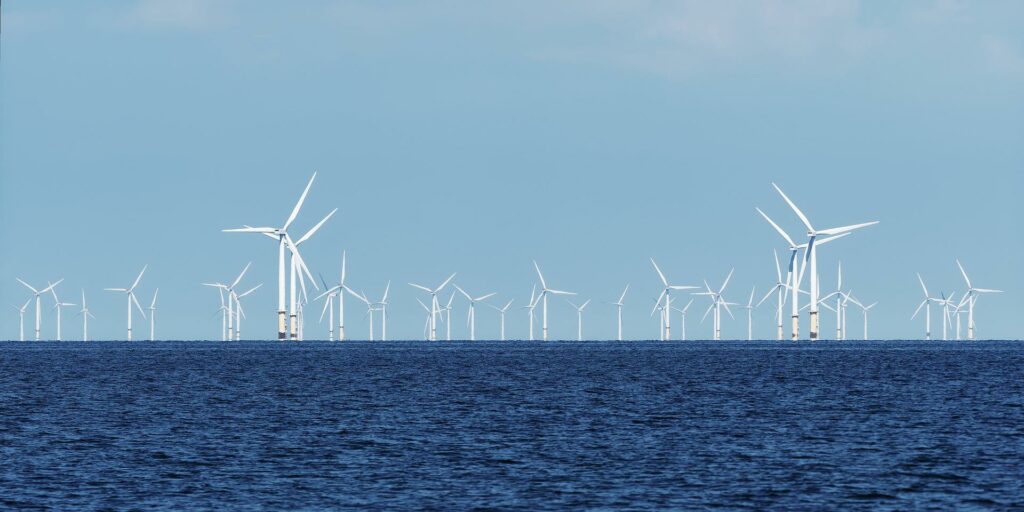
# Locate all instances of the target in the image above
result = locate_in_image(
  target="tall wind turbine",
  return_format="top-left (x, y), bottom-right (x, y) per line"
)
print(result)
top-left (695, 269), bottom-right (735, 341)
top-left (566, 299), bottom-right (591, 341)
top-left (147, 289), bottom-right (159, 341)
top-left (756, 249), bottom-right (788, 340)
top-left (912, 273), bottom-right (938, 340)
top-left (13, 298), bottom-right (31, 341)
top-left (234, 284), bottom-right (261, 340)
top-left (409, 273), bottom-right (456, 341)
top-left (316, 277), bottom-right (339, 341)
top-left (222, 172), bottom-right (331, 340)
top-left (847, 295), bottom-right (877, 340)
top-left (770, 183), bottom-right (878, 341)
top-left (78, 290), bottom-right (95, 342)
top-left (104, 265), bottom-right (147, 341)
top-left (955, 259), bottom-right (1003, 340)
top-left (740, 286), bottom-right (757, 341)
top-left (16, 278), bottom-right (62, 341)
top-left (612, 284), bottom-right (629, 341)
top-left (756, 208), bottom-right (850, 340)
top-left (489, 299), bottom-right (515, 341)
top-left (372, 282), bottom-right (391, 342)
top-left (49, 281), bottom-right (75, 342)
top-left (671, 298), bottom-right (695, 341)
top-left (522, 285), bottom-right (538, 341)
top-left (533, 260), bottom-right (576, 341)
top-left (441, 292), bottom-right (456, 341)
top-left (202, 262), bottom-right (252, 342)
top-left (454, 285), bottom-right (495, 341)
top-left (316, 251), bottom-right (353, 341)
top-left (933, 292), bottom-right (959, 341)
top-left (416, 298), bottom-right (433, 340)
top-left (650, 258), bottom-right (698, 341)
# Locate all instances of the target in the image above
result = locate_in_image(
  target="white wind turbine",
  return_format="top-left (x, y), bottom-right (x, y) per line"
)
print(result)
top-left (817, 262), bottom-right (846, 340)
top-left (202, 262), bottom-right (252, 342)
top-left (16, 278), bottom-right (62, 341)
top-left (756, 208), bottom-right (850, 340)
top-left (951, 295), bottom-right (969, 340)
top-left (489, 299), bottom-right (515, 341)
top-left (13, 298), bottom-right (31, 341)
top-left (522, 285), bottom-right (538, 341)
top-left (769, 183), bottom-right (878, 341)
top-left (316, 277), bottom-right (340, 341)
top-left (315, 252), bottom-right (355, 341)
top-left (695, 269), bottom-right (735, 341)
top-left (416, 298), bottom-right (433, 340)
top-left (739, 286), bottom-right (757, 341)
top-left (533, 260), bottom-right (576, 341)
top-left (912, 273), bottom-right (939, 341)
top-left (409, 273), bottom-right (457, 341)
top-left (350, 289), bottom-right (375, 340)
top-left (222, 172), bottom-right (332, 340)
top-left (756, 249), bottom-right (788, 340)
top-left (78, 290), bottom-right (95, 342)
top-left (955, 259), bottom-right (1003, 340)
top-left (611, 284), bottom-right (629, 341)
top-left (233, 284), bottom-right (261, 340)
top-left (846, 295), bottom-right (877, 340)
top-left (147, 289), bottom-right (159, 341)
top-left (372, 282), bottom-right (391, 341)
top-left (670, 298), bottom-right (695, 341)
top-left (49, 281), bottom-right (75, 342)
top-left (104, 265), bottom-right (147, 341)
top-left (566, 299), bottom-right (591, 341)
top-left (454, 285), bottom-right (495, 341)
top-left (650, 258), bottom-right (698, 341)
top-left (441, 292), bottom-right (456, 341)
top-left (651, 297), bottom-right (667, 340)
top-left (932, 292), bottom-right (959, 341)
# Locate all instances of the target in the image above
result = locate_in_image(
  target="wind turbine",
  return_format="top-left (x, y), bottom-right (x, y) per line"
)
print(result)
top-left (147, 289), bottom-right (159, 341)
top-left (817, 261), bottom-right (846, 340)
top-left (955, 259), bottom-right (1003, 340)
top-left (769, 183), bottom-right (878, 341)
top-left (651, 297), bottom-right (667, 340)
top-left (912, 273), bottom-right (938, 341)
top-left (522, 285), bottom-right (538, 341)
top-left (350, 289), bottom-right (373, 340)
top-left (846, 295), bottom-right (877, 340)
top-left (78, 290), bottom-right (95, 342)
top-left (650, 258), bottom-right (698, 341)
top-left (104, 265), bottom-right (147, 341)
top-left (372, 282), bottom-right (391, 341)
top-left (695, 269), bottom-right (735, 341)
top-left (671, 298), bottom-right (695, 341)
top-left (16, 278), bottom-right (62, 341)
top-left (489, 299), bottom-right (515, 341)
top-left (566, 299), bottom-right (591, 341)
top-left (222, 172), bottom-right (332, 340)
top-left (316, 276), bottom-right (339, 341)
top-left (756, 208), bottom-right (850, 340)
top-left (315, 251), bottom-right (353, 341)
top-left (49, 281), bottom-right (75, 342)
top-left (611, 284), bottom-right (629, 341)
top-left (740, 286), bottom-right (757, 341)
top-left (234, 284), bottom-right (261, 340)
top-left (933, 292), bottom-right (959, 341)
top-left (416, 298), bottom-right (433, 340)
top-left (441, 292), bottom-right (455, 341)
top-left (202, 262), bottom-right (252, 342)
top-left (455, 285), bottom-right (495, 341)
top-left (13, 298), bottom-right (31, 341)
top-left (533, 260), bottom-right (576, 341)
top-left (951, 295), bottom-right (969, 340)
top-left (409, 273), bottom-right (457, 341)
top-left (756, 249), bottom-right (788, 340)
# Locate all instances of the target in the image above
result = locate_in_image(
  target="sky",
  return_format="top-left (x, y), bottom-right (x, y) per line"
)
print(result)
top-left (2, 0), bottom-right (1022, 341)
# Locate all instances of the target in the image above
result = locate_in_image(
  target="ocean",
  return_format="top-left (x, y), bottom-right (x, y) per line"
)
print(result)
top-left (1, 341), bottom-right (1021, 510)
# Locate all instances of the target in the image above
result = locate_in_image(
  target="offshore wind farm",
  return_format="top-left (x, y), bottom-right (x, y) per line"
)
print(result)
top-left (2, 2), bottom-right (1023, 510)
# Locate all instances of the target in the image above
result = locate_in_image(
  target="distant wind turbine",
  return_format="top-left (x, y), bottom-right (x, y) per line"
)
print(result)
top-left (13, 298), bottom-right (31, 341)
top-left (533, 261), bottom-right (576, 341)
top-left (148, 289), bottom-right (159, 341)
top-left (455, 285), bottom-right (496, 341)
top-left (409, 273), bottom-right (457, 341)
top-left (489, 299), bottom-right (515, 341)
top-left (49, 281), bottom-right (75, 342)
top-left (611, 284), bottom-right (629, 341)
top-left (16, 278), bottom-right (62, 341)
top-left (104, 265), bottom-right (147, 341)
top-left (955, 259), bottom-right (1003, 340)
top-left (566, 299), bottom-right (591, 341)
top-left (78, 290), bottom-right (95, 342)
top-left (650, 258), bottom-right (698, 341)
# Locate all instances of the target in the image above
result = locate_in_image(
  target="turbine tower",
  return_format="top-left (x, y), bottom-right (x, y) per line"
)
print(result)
top-left (912, 273), bottom-right (938, 341)
top-left (671, 298), bottom-right (695, 341)
top-left (522, 285), bottom-right (538, 341)
top-left (148, 289), bottom-right (159, 341)
top-left (455, 285), bottom-right (496, 341)
top-left (611, 284), bottom-right (629, 341)
top-left (13, 298), bottom-right (31, 342)
top-left (740, 286), bottom-right (758, 341)
top-left (532, 260), bottom-right (576, 341)
top-left (16, 278), bottom-right (62, 341)
top-left (78, 290), bottom-right (95, 342)
top-left (769, 183), bottom-right (878, 341)
top-left (566, 299), bottom-right (591, 341)
top-left (49, 281), bottom-right (75, 342)
top-left (222, 172), bottom-right (332, 340)
top-left (489, 299), bottom-right (515, 341)
top-left (650, 258), bottom-right (698, 341)
top-left (955, 259), bottom-right (1003, 340)
top-left (234, 284), bottom-right (261, 340)
top-left (409, 273), bottom-right (457, 341)
top-left (104, 265), bottom-right (147, 341)
top-left (695, 269), bottom-right (735, 341)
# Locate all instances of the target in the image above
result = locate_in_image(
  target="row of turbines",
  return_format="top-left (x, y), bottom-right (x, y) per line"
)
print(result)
top-left (10, 174), bottom-right (1005, 341)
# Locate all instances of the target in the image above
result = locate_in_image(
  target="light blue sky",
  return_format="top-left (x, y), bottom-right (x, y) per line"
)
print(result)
top-left (2, 1), bottom-right (1022, 340)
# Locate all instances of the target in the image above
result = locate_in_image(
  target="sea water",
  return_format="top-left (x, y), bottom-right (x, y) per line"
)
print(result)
top-left (1, 341), bottom-right (1021, 509)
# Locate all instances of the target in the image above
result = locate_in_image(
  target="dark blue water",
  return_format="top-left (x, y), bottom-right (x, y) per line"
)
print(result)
top-left (1, 341), bottom-right (1022, 510)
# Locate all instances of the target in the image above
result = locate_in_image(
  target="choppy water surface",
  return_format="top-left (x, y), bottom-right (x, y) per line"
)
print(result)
top-left (1, 341), bottom-right (1022, 510)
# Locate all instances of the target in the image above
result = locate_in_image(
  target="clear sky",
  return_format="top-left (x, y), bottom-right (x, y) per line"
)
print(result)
top-left (2, 1), bottom-right (1022, 340)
